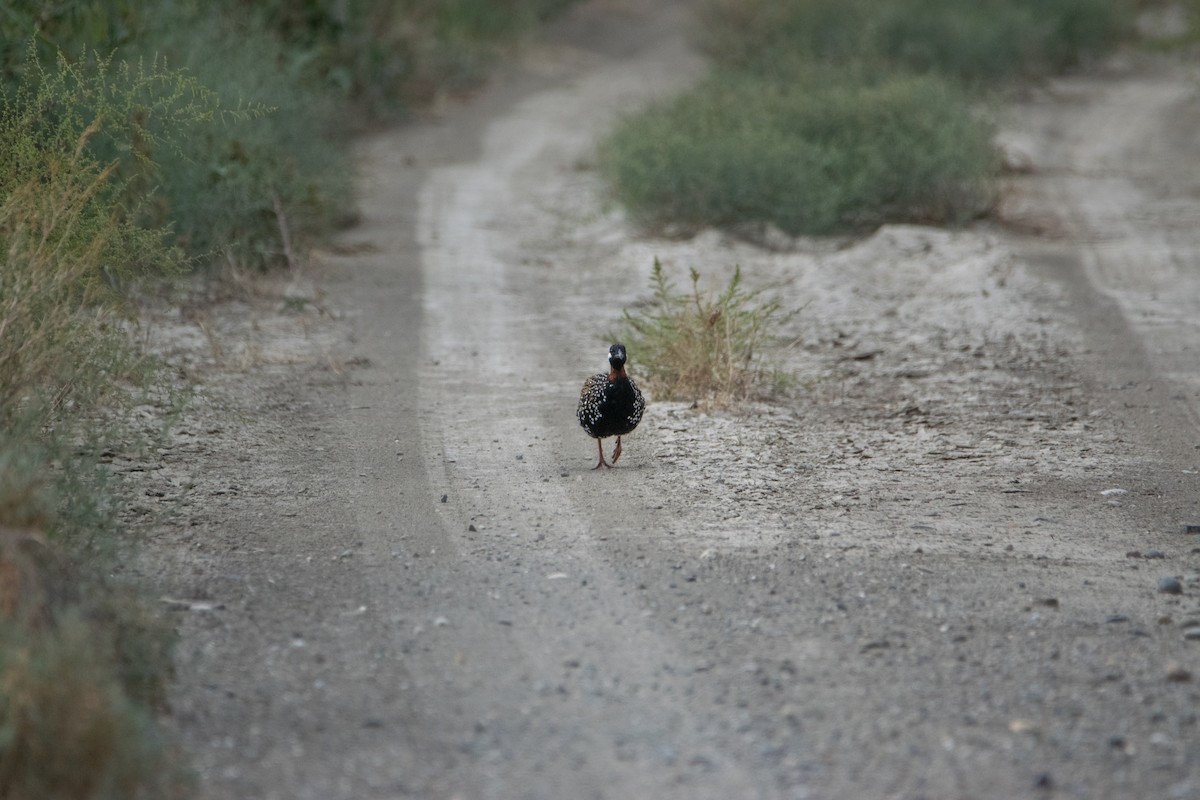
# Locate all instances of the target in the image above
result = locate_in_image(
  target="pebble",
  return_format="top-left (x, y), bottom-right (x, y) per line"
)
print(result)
top-left (1180, 523), bottom-right (1200, 535)
top-left (1106, 614), bottom-right (1130, 624)
top-left (1144, 549), bottom-right (1167, 559)
top-left (1158, 577), bottom-right (1184, 595)
top-left (1183, 627), bottom-right (1200, 641)
top-left (1165, 661), bottom-right (1192, 682)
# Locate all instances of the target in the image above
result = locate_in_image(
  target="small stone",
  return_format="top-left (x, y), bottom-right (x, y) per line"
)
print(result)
top-left (1180, 523), bottom-right (1200, 535)
top-left (1182, 627), bottom-right (1200, 641)
top-left (1106, 614), bottom-right (1130, 624)
top-left (1034, 598), bottom-right (1060, 609)
top-left (468, 524), bottom-right (477, 532)
top-left (1144, 549), bottom-right (1167, 559)
top-left (1165, 661), bottom-right (1192, 682)
top-left (1033, 772), bottom-right (1054, 790)
top-left (1158, 577), bottom-right (1184, 595)
top-left (440, 493), bottom-right (448, 503)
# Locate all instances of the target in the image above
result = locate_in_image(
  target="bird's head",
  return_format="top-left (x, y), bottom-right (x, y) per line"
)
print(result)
top-left (607, 343), bottom-right (628, 370)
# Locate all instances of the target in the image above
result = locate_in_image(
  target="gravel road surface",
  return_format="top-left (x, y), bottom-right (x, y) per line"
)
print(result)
top-left (137, 3), bottom-right (1200, 798)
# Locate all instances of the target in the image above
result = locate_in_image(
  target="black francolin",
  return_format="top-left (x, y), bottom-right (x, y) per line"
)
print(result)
top-left (577, 343), bottom-right (646, 469)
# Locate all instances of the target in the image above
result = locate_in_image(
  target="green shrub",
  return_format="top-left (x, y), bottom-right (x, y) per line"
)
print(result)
top-left (0, 610), bottom-right (187, 800)
top-left (700, 0), bottom-right (1134, 83)
top-left (0, 48), bottom-right (209, 799)
top-left (0, 48), bottom-right (225, 426)
top-left (698, 0), bottom-right (871, 76)
top-left (207, 0), bottom-right (579, 114)
top-left (0, 2), bottom-right (142, 87)
top-left (127, 7), bottom-right (352, 270)
top-left (616, 258), bottom-right (794, 404)
top-left (871, 0), bottom-right (1134, 82)
top-left (603, 71), bottom-right (996, 236)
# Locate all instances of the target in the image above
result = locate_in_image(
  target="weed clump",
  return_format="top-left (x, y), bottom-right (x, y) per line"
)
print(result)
top-left (604, 72), bottom-right (996, 236)
top-left (0, 48), bottom-right (212, 799)
top-left (618, 258), bottom-right (794, 405)
top-left (0, 609), bottom-right (187, 800)
top-left (604, 0), bottom-right (1135, 237)
top-left (700, 0), bottom-right (1134, 84)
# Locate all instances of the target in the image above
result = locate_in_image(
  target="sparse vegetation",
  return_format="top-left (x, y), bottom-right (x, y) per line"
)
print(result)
top-left (0, 2), bottom-right (580, 795)
top-left (700, 0), bottom-right (1134, 84)
top-left (603, 71), bottom-right (997, 236)
top-left (617, 259), bottom-right (795, 404)
top-left (0, 48), bottom-right (225, 799)
top-left (603, 0), bottom-right (1137, 237)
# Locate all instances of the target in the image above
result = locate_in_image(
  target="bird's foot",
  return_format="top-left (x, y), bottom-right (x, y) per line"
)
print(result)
top-left (592, 439), bottom-right (610, 469)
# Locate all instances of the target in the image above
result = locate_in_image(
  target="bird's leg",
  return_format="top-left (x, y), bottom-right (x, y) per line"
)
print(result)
top-left (611, 436), bottom-right (623, 465)
top-left (593, 438), bottom-right (610, 470)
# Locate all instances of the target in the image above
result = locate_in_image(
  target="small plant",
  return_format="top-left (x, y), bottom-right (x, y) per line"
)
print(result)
top-left (617, 258), bottom-right (795, 405)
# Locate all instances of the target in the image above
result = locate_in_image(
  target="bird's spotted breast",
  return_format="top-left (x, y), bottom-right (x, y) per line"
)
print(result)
top-left (577, 371), bottom-right (644, 439)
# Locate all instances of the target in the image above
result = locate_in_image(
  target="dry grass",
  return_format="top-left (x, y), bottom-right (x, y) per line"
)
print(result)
top-left (617, 258), bottom-right (795, 406)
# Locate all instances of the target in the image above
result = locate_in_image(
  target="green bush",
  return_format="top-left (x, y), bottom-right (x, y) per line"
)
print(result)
top-left (0, 610), bottom-right (187, 800)
top-left (608, 0), bottom-right (1133, 237)
top-left (0, 48), bottom-right (225, 425)
top-left (126, 6), bottom-right (352, 269)
top-left (871, 0), bottom-right (1134, 82)
top-left (0, 48), bottom-right (213, 799)
top-left (603, 71), bottom-right (996, 236)
top-left (700, 0), bottom-right (1134, 83)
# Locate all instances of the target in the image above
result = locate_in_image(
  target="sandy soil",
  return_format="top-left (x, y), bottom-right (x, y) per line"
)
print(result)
top-left (130, 2), bottom-right (1200, 798)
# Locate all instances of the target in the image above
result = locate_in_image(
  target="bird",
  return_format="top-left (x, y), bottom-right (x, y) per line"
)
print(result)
top-left (577, 343), bottom-right (646, 469)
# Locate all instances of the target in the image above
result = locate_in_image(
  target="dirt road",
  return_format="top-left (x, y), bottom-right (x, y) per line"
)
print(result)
top-left (141, 3), bottom-right (1200, 798)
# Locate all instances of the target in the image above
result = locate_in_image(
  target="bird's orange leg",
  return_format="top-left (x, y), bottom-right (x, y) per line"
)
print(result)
top-left (611, 436), bottom-right (623, 465)
top-left (593, 438), bottom-right (610, 469)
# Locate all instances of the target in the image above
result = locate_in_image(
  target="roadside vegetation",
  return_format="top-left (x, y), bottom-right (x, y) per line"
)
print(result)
top-left (617, 259), bottom-right (795, 405)
top-left (603, 0), bottom-right (1136, 237)
top-left (0, 1), bottom-right (573, 796)
top-left (605, 0), bottom-right (1139, 402)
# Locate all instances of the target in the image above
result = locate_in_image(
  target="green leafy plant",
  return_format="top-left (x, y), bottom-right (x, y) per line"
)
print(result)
top-left (0, 46), bottom-right (231, 426)
top-left (699, 0), bottom-right (1133, 84)
top-left (0, 46), bottom-right (221, 800)
top-left (618, 258), bottom-right (795, 404)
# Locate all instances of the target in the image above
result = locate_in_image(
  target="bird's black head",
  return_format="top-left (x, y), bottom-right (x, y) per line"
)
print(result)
top-left (607, 343), bottom-right (628, 369)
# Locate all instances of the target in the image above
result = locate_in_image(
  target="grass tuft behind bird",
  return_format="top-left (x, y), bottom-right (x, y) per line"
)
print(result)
top-left (616, 258), bottom-right (796, 406)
